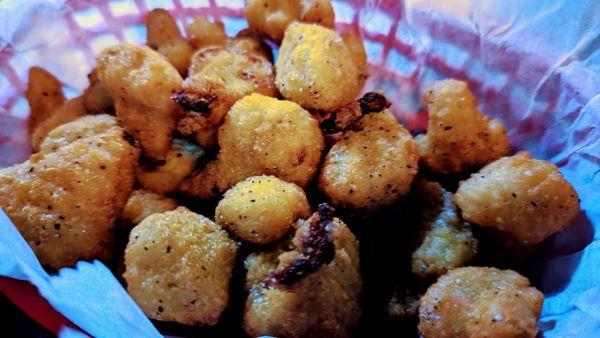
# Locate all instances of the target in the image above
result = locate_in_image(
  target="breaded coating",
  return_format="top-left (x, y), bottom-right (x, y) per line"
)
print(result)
top-left (0, 127), bottom-right (139, 269)
top-left (124, 207), bottom-right (238, 325)
top-left (136, 139), bottom-right (204, 194)
top-left (175, 47), bottom-right (277, 148)
top-left (454, 152), bottom-right (579, 245)
top-left (244, 205), bottom-right (361, 337)
top-left (417, 79), bottom-right (510, 174)
top-left (215, 175), bottom-right (310, 244)
top-left (39, 114), bottom-right (117, 153)
top-left (180, 94), bottom-right (324, 198)
top-left (276, 23), bottom-right (362, 111)
top-left (31, 97), bottom-right (88, 152)
top-left (319, 110), bottom-right (419, 212)
top-left (226, 29), bottom-right (273, 61)
top-left (121, 189), bottom-right (177, 226)
top-left (245, 0), bottom-right (334, 42)
top-left (96, 43), bottom-right (183, 160)
top-left (320, 92), bottom-right (391, 133)
top-left (82, 69), bottom-right (114, 114)
top-left (419, 267), bottom-right (544, 338)
top-left (146, 9), bottom-right (194, 75)
top-left (26, 66), bottom-right (65, 137)
top-left (411, 180), bottom-right (477, 279)
top-left (341, 32), bottom-right (368, 88)
top-left (185, 16), bottom-right (228, 49)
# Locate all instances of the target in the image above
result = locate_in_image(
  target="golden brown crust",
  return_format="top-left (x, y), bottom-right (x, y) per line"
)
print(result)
top-left (0, 126), bottom-right (139, 269)
top-left (30, 97), bottom-right (88, 152)
top-left (185, 16), bottom-right (228, 49)
top-left (124, 207), bottom-right (238, 325)
top-left (120, 189), bottom-right (177, 226)
top-left (146, 9), bottom-right (194, 76)
top-left (96, 43), bottom-right (183, 160)
top-left (319, 110), bottom-right (419, 212)
top-left (417, 79), bottom-right (510, 174)
top-left (82, 68), bottom-right (114, 114)
top-left (454, 152), bottom-right (580, 244)
top-left (39, 114), bottom-right (117, 153)
top-left (419, 267), bottom-right (544, 338)
top-left (26, 66), bottom-right (65, 137)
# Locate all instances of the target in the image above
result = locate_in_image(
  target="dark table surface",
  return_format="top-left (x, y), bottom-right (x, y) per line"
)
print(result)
top-left (0, 292), bottom-right (53, 337)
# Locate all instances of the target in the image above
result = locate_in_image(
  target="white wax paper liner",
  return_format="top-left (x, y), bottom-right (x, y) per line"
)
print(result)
top-left (0, 0), bottom-right (599, 337)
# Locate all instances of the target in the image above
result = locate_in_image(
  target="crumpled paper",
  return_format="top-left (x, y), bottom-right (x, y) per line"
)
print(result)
top-left (0, 0), bottom-right (599, 337)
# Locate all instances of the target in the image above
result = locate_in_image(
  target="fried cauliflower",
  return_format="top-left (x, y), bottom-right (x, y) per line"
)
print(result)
top-left (419, 267), bottom-right (544, 338)
top-left (39, 114), bottom-right (117, 153)
top-left (180, 94), bottom-right (324, 198)
top-left (0, 127), bottom-right (139, 269)
top-left (226, 29), bottom-right (273, 61)
top-left (96, 43), bottom-right (183, 160)
top-left (121, 189), bottom-right (177, 227)
top-left (136, 138), bottom-right (204, 194)
top-left (146, 9), bottom-right (194, 76)
top-left (411, 180), bottom-right (477, 279)
top-left (276, 23), bottom-right (362, 111)
top-left (175, 47), bottom-right (276, 148)
top-left (185, 16), bottom-right (228, 49)
top-left (82, 69), bottom-right (114, 115)
top-left (124, 207), bottom-right (238, 325)
top-left (244, 204), bottom-right (361, 337)
top-left (416, 79), bottom-right (510, 174)
top-left (245, 0), bottom-right (335, 42)
top-left (319, 110), bottom-right (419, 212)
top-left (215, 175), bottom-right (310, 245)
top-left (341, 31), bottom-right (368, 88)
top-left (30, 97), bottom-right (88, 152)
top-left (454, 152), bottom-right (579, 245)
top-left (26, 66), bottom-right (65, 137)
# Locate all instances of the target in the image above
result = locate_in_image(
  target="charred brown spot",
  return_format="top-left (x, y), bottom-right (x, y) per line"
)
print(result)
top-left (265, 203), bottom-right (336, 287)
top-left (171, 91), bottom-right (215, 114)
top-left (359, 92), bottom-right (391, 113)
top-left (297, 148), bottom-right (308, 165)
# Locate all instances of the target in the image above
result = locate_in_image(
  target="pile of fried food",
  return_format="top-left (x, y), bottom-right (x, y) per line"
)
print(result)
top-left (0, 1), bottom-right (580, 337)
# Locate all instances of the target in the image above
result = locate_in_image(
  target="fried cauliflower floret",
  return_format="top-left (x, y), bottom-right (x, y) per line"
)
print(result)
top-left (136, 139), bottom-right (204, 194)
top-left (319, 110), bottom-right (419, 212)
top-left (245, 0), bottom-right (334, 42)
top-left (185, 16), bottom-right (228, 49)
top-left (175, 47), bottom-right (277, 148)
top-left (276, 23), bottom-right (362, 111)
top-left (454, 152), bottom-right (579, 245)
top-left (417, 79), bottom-right (510, 174)
top-left (0, 127), bottom-right (139, 269)
top-left (411, 180), bottom-right (477, 279)
top-left (419, 267), bottom-right (544, 338)
top-left (97, 43), bottom-right (183, 160)
top-left (341, 32), bottom-right (368, 88)
top-left (31, 97), bottom-right (88, 152)
top-left (226, 29), bottom-right (273, 61)
top-left (215, 175), bottom-right (310, 245)
top-left (82, 69), bottom-right (114, 114)
top-left (244, 205), bottom-right (361, 337)
top-left (39, 114), bottom-right (117, 153)
top-left (26, 66), bottom-right (65, 137)
top-left (124, 207), bottom-right (238, 325)
top-left (121, 189), bottom-right (177, 226)
top-left (146, 9), bottom-right (194, 75)
top-left (180, 94), bottom-right (324, 198)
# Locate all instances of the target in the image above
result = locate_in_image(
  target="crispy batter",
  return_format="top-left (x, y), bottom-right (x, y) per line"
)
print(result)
top-left (411, 180), bottom-right (477, 279)
top-left (215, 175), bottom-right (310, 245)
top-left (96, 43), bottom-right (183, 160)
top-left (26, 66), bottom-right (65, 137)
top-left (121, 189), bottom-right (177, 227)
top-left (82, 69), bottom-right (114, 114)
top-left (245, 0), bottom-right (335, 42)
top-left (226, 29), bottom-right (273, 61)
top-left (39, 114), bottom-right (117, 153)
top-left (176, 47), bottom-right (276, 148)
top-left (185, 16), bottom-right (228, 49)
top-left (417, 79), bottom-right (510, 174)
top-left (146, 9), bottom-right (194, 75)
top-left (319, 110), bottom-right (419, 212)
top-left (244, 207), bottom-right (361, 337)
top-left (341, 31), bottom-right (368, 88)
top-left (0, 127), bottom-right (139, 269)
top-left (124, 207), bottom-right (238, 325)
top-left (180, 94), bottom-right (324, 198)
top-left (454, 152), bottom-right (580, 244)
top-left (30, 96), bottom-right (88, 152)
top-left (276, 23), bottom-right (362, 111)
top-left (419, 267), bottom-right (544, 338)
top-left (320, 92), bottom-right (391, 133)
top-left (136, 138), bottom-right (204, 194)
